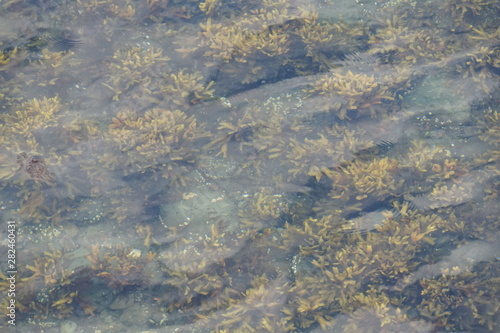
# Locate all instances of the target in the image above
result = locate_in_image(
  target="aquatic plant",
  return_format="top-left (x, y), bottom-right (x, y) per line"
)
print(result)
top-left (199, 0), bottom-right (221, 16)
top-left (87, 244), bottom-right (155, 289)
top-left (455, 44), bottom-right (500, 93)
top-left (339, 290), bottom-right (413, 333)
top-left (417, 265), bottom-right (500, 331)
top-left (368, 17), bottom-right (414, 57)
top-left (105, 45), bottom-right (169, 100)
top-left (176, 0), bottom-right (327, 88)
top-left (203, 275), bottom-right (293, 332)
top-left (106, 108), bottom-right (210, 184)
top-left (0, 148), bottom-right (21, 184)
top-left (160, 69), bottom-right (215, 107)
top-left (440, 0), bottom-right (494, 27)
top-left (204, 103), bottom-right (274, 158)
top-left (296, 19), bottom-right (366, 69)
top-left (0, 0), bottom-right (498, 331)
top-left (238, 190), bottom-right (289, 229)
top-left (314, 156), bottom-right (402, 217)
top-left (305, 68), bottom-right (411, 119)
top-left (0, 247), bottom-right (83, 322)
top-left (0, 47), bottom-right (24, 71)
top-left (193, 6), bottom-right (292, 64)
top-left (280, 201), bottom-right (445, 329)
top-left (266, 124), bottom-right (373, 182)
top-left (2, 96), bottom-right (63, 143)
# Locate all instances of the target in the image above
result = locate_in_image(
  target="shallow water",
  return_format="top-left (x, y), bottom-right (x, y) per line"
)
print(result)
top-left (0, 0), bottom-right (499, 332)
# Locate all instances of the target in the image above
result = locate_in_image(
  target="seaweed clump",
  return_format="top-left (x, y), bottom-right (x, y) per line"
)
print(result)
top-left (305, 66), bottom-right (413, 120)
top-left (278, 202), bottom-right (444, 331)
top-left (105, 108), bottom-right (210, 185)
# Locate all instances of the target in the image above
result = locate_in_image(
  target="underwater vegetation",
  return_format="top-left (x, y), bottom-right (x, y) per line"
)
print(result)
top-left (0, 0), bottom-right (499, 332)
top-left (105, 107), bottom-right (210, 184)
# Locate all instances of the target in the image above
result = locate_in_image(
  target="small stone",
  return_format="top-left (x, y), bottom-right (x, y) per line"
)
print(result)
top-left (60, 320), bottom-right (77, 333)
top-left (109, 293), bottom-right (135, 310)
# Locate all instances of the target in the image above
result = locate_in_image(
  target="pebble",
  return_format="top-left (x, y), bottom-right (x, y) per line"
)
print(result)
top-left (109, 293), bottom-right (135, 310)
top-left (60, 320), bottom-right (77, 333)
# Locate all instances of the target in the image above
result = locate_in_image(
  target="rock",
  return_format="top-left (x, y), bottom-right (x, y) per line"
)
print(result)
top-left (60, 320), bottom-right (77, 333)
top-left (109, 293), bottom-right (135, 310)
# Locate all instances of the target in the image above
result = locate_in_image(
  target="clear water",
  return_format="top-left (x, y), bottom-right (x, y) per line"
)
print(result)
top-left (0, 0), bottom-right (499, 332)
